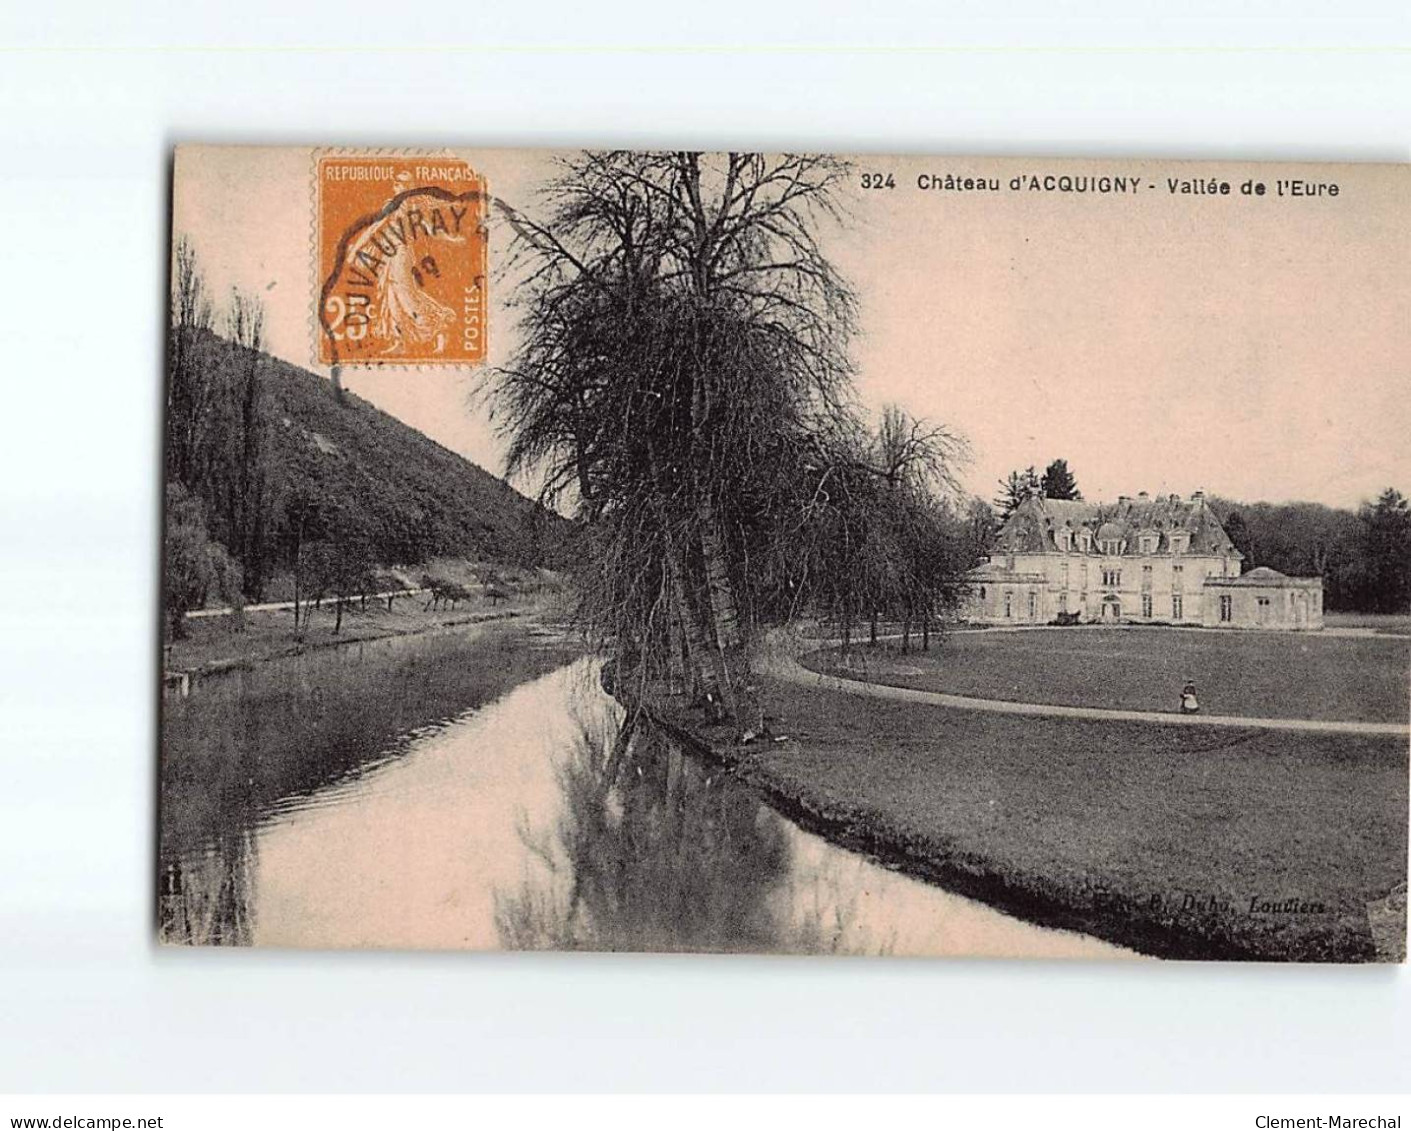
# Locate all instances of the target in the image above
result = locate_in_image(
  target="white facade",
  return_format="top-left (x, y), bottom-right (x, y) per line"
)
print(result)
top-left (965, 492), bottom-right (1323, 630)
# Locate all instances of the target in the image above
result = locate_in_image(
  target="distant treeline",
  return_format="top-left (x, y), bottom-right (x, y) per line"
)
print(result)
top-left (163, 238), bottom-right (562, 635)
top-left (1208, 491), bottom-right (1411, 614)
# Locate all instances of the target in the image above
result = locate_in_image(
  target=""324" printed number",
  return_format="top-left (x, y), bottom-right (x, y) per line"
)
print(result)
top-left (860, 172), bottom-right (896, 190)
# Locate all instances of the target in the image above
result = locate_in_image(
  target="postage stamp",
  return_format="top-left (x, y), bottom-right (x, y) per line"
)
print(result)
top-left (315, 153), bottom-right (488, 367)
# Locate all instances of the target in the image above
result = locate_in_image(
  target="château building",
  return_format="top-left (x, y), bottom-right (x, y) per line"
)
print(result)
top-left (965, 491), bottom-right (1323, 630)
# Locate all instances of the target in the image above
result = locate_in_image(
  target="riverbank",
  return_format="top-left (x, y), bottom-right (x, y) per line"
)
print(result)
top-left (160, 620), bottom-right (583, 945)
top-left (163, 588), bottom-right (563, 681)
top-left (641, 674), bottom-right (1407, 963)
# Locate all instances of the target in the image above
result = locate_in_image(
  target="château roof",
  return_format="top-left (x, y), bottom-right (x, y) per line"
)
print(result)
top-left (992, 492), bottom-right (1241, 558)
top-left (1203, 566), bottom-right (1320, 588)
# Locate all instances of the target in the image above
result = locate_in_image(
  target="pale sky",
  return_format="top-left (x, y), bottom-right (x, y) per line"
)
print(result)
top-left (174, 147), bottom-right (1410, 510)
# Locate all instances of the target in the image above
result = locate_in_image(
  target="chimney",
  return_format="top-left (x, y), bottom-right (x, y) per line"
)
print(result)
top-left (1117, 495), bottom-right (1130, 505)
top-left (1138, 491), bottom-right (1149, 499)
top-left (1192, 490), bottom-right (1205, 502)
top-left (1169, 493), bottom-right (1180, 503)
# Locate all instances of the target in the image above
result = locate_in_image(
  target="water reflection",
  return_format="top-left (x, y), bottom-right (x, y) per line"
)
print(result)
top-left (493, 705), bottom-right (1133, 958)
top-left (160, 630), bottom-right (1130, 958)
top-left (159, 830), bottom-right (257, 946)
top-left (495, 714), bottom-right (853, 954)
top-left (158, 623), bottom-right (576, 945)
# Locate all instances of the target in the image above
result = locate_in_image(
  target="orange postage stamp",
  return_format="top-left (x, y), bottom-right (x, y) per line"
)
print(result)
top-left (316, 153), bottom-right (488, 366)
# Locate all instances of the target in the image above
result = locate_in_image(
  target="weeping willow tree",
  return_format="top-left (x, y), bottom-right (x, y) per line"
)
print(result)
top-left (488, 151), bottom-right (964, 739)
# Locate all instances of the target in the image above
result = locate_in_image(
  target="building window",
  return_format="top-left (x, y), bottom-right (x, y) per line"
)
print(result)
top-left (1004, 591), bottom-right (1012, 618)
top-left (1102, 568), bottom-right (1122, 588)
top-left (1172, 595), bottom-right (1183, 620)
top-left (1219, 595), bottom-right (1232, 622)
top-left (1061, 562), bottom-right (1070, 589)
top-left (1171, 533), bottom-right (1189, 554)
top-left (1028, 592), bottom-right (1037, 620)
top-left (1173, 564), bottom-right (1184, 592)
top-left (1141, 565), bottom-right (1152, 591)
top-left (978, 586), bottom-right (986, 600)
top-left (1102, 539), bottom-right (1121, 555)
top-left (1140, 535), bottom-right (1156, 554)
top-left (1081, 563), bottom-right (1089, 587)
top-left (1079, 532), bottom-right (1092, 552)
top-left (1141, 594), bottom-right (1153, 618)
top-left (1058, 593), bottom-right (1068, 613)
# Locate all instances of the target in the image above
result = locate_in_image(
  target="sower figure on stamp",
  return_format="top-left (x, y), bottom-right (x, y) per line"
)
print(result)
top-left (343, 202), bottom-right (462, 356)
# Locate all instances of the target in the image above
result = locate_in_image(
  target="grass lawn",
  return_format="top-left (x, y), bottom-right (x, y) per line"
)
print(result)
top-left (704, 676), bottom-right (1408, 961)
top-left (802, 627), bottom-right (1410, 724)
top-left (1325, 612), bottom-right (1411, 636)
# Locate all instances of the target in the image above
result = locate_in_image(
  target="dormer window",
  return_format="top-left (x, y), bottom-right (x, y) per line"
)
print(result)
top-left (1138, 535), bottom-right (1157, 554)
top-left (1170, 533), bottom-right (1190, 555)
top-left (1079, 532), bottom-right (1093, 553)
top-left (1101, 539), bottom-right (1121, 556)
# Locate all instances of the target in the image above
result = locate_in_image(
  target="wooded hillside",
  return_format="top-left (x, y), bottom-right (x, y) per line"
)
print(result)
top-left (163, 246), bottom-right (567, 637)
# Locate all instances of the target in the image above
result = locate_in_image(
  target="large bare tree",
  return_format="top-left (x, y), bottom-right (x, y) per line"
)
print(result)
top-left (490, 152), bottom-right (862, 737)
top-left (491, 152), bottom-right (970, 739)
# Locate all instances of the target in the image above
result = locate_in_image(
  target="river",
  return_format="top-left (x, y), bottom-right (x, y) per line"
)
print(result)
top-left (158, 622), bottom-right (1131, 958)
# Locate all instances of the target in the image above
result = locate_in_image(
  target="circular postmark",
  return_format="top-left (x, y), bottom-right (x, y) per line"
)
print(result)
top-left (316, 155), bottom-right (489, 368)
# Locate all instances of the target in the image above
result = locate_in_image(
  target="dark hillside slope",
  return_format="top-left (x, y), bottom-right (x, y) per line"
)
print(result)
top-left (188, 331), bottom-right (566, 569)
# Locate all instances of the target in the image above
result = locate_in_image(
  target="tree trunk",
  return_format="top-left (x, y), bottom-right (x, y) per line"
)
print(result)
top-left (695, 499), bottom-right (757, 739)
top-left (922, 610), bottom-right (931, 652)
top-left (667, 550), bottom-right (709, 706)
top-left (869, 608), bottom-right (878, 647)
top-left (674, 544), bottom-right (733, 727)
top-left (288, 523), bottom-right (304, 631)
top-left (697, 496), bottom-right (742, 649)
top-left (902, 614), bottom-right (911, 654)
top-left (334, 597), bottom-right (343, 634)
top-left (671, 545), bottom-right (725, 717)
top-left (684, 350), bottom-right (750, 738)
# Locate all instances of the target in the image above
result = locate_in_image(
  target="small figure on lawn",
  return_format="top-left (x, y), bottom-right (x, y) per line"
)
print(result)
top-left (1180, 678), bottom-right (1200, 715)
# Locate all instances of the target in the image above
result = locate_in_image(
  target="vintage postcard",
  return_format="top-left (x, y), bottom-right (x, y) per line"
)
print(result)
top-left (159, 147), bottom-right (1409, 961)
